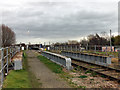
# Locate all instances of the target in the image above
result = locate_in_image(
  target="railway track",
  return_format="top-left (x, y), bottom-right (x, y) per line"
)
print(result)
top-left (72, 59), bottom-right (120, 83)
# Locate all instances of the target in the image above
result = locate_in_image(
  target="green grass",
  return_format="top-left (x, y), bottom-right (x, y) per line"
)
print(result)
top-left (3, 51), bottom-right (40, 88)
top-left (95, 51), bottom-right (118, 57)
top-left (3, 51), bottom-right (31, 88)
top-left (83, 50), bottom-right (118, 57)
top-left (3, 70), bottom-right (31, 88)
top-left (37, 55), bottom-right (64, 74)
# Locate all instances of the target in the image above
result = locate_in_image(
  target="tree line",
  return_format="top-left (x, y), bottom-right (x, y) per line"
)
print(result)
top-left (54, 32), bottom-right (120, 47)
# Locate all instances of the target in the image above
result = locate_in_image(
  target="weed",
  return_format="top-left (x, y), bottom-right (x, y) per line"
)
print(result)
top-left (90, 79), bottom-right (94, 81)
top-left (71, 69), bottom-right (76, 73)
top-left (78, 75), bottom-right (88, 78)
top-left (85, 70), bottom-right (91, 74)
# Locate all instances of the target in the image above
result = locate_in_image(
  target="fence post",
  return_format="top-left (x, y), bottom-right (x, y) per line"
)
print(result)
top-left (1, 48), bottom-right (4, 86)
top-left (86, 44), bottom-right (88, 51)
top-left (71, 45), bottom-right (72, 52)
top-left (76, 45), bottom-right (77, 52)
top-left (10, 48), bottom-right (11, 63)
top-left (94, 45), bottom-right (96, 52)
top-left (6, 48), bottom-right (8, 73)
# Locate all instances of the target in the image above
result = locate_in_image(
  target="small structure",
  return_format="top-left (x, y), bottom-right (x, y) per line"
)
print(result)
top-left (12, 52), bottom-right (23, 70)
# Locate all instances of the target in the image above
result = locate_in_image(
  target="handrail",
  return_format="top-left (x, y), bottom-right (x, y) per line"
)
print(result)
top-left (0, 46), bottom-right (20, 88)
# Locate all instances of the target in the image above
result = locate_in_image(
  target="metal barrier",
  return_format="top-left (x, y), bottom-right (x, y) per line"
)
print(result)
top-left (61, 51), bottom-right (111, 66)
top-left (41, 51), bottom-right (72, 70)
top-left (0, 46), bottom-right (20, 88)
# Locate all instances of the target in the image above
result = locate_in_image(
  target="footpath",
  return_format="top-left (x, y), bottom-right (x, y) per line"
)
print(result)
top-left (26, 50), bottom-right (71, 88)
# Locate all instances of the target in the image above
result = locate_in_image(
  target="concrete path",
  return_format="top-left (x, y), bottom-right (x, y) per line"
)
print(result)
top-left (26, 50), bottom-right (71, 88)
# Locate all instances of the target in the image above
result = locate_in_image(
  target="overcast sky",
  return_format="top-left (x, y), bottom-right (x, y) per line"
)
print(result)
top-left (0, 0), bottom-right (119, 44)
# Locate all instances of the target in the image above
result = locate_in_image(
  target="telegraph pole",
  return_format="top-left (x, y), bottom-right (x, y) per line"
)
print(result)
top-left (110, 29), bottom-right (112, 52)
top-left (0, 11), bottom-right (2, 48)
top-left (118, 2), bottom-right (120, 66)
top-left (0, 25), bottom-right (2, 48)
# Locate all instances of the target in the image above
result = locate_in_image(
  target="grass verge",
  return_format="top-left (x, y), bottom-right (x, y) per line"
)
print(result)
top-left (37, 55), bottom-right (64, 74)
top-left (3, 51), bottom-right (31, 88)
top-left (3, 51), bottom-right (40, 88)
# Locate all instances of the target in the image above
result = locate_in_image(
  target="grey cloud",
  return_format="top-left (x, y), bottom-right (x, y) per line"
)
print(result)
top-left (1, 0), bottom-right (118, 43)
top-left (13, 10), bottom-right (117, 39)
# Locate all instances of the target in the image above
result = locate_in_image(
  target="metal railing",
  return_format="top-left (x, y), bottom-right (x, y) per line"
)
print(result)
top-left (41, 51), bottom-right (72, 70)
top-left (61, 51), bottom-right (111, 66)
top-left (0, 46), bottom-right (20, 88)
top-left (51, 45), bottom-right (120, 54)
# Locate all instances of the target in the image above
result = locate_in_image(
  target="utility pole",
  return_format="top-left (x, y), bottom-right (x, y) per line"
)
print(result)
top-left (110, 29), bottom-right (112, 52)
top-left (0, 25), bottom-right (2, 48)
top-left (0, 11), bottom-right (2, 48)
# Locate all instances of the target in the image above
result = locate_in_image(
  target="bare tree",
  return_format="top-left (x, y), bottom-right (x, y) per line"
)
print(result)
top-left (2, 24), bottom-right (16, 47)
top-left (88, 33), bottom-right (109, 45)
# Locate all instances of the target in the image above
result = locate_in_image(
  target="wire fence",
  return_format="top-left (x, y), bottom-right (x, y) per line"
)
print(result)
top-left (0, 46), bottom-right (20, 88)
